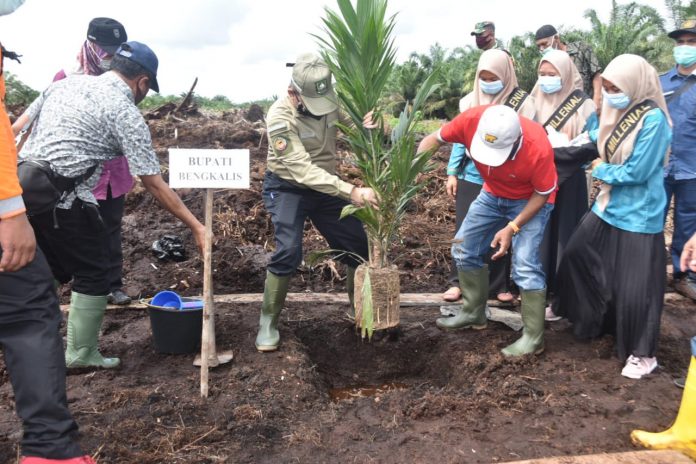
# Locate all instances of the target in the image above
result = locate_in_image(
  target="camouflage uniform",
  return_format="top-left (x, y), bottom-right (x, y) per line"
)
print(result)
top-left (565, 42), bottom-right (601, 97)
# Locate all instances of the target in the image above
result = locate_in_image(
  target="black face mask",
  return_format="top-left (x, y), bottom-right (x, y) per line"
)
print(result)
top-left (297, 103), bottom-right (321, 120)
top-left (475, 35), bottom-right (493, 49)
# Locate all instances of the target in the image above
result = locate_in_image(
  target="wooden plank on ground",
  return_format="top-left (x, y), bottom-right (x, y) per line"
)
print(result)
top-left (60, 293), bottom-right (509, 311)
top-left (59, 292), bottom-right (688, 312)
top-left (506, 450), bottom-right (693, 464)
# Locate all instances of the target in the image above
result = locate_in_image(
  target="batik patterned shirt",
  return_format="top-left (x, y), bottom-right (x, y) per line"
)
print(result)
top-left (20, 72), bottom-right (160, 208)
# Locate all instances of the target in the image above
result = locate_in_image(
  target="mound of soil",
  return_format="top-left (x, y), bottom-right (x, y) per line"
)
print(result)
top-left (1, 109), bottom-right (693, 463)
top-left (95, 108), bottom-right (457, 302)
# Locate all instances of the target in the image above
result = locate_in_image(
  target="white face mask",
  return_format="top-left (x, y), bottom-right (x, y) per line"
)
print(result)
top-left (0, 0), bottom-right (25, 16)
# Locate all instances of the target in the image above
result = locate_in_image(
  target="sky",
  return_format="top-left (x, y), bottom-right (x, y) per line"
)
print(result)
top-left (0, 0), bottom-right (671, 103)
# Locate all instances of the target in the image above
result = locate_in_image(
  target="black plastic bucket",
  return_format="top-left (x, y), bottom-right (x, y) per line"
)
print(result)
top-left (146, 300), bottom-right (202, 354)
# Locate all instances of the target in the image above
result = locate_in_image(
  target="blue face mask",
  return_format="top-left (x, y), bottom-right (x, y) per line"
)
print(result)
top-left (603, 89), bottom-right (631, 110)
top-left (538, 75), bottom-right (562, 94)
top-left (479, 79), bottom-right (504, 95)
top-left (0, 0), bottom-right (24, 15)
top-left (674, 45), bottom-right (696, 67)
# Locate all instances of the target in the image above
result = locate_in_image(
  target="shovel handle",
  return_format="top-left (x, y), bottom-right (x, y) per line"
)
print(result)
top-left (181, 300), bottom-right (204, 309)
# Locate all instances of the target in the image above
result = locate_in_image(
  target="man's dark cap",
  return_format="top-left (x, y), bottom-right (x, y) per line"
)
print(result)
top-left (87, 17), bottom-right (127, 55)
top-left (535, 25), bottom-right (558, 41)
top-left (668, 18), bottom-right (696, 39)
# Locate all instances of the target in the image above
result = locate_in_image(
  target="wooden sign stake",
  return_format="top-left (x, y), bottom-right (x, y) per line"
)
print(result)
top-left (196, 188), bottom-right (233, 398)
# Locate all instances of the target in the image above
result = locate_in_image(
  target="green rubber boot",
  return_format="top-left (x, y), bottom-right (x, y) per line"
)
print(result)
top-left (501, 288), bottom-right (546, 357)
top-left (65, 292), bottom-right (120, 368)
top-left (436, 267), bottom-right (488, 330)
top-left (255, 271), bottom-right (290, 352)
top-left (346, 266), bottom-right (356, 317)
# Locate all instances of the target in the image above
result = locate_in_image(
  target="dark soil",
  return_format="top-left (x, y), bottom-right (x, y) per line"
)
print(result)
top-left (0, 109), bottom-right (694, 463)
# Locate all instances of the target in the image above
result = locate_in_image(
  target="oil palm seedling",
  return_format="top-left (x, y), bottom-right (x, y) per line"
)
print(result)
top-left (315, 0), bottom-right (438, 337)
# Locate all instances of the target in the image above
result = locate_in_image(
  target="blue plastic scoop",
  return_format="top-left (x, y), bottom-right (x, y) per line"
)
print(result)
top-left (151, 290), bottom-right (204, 310)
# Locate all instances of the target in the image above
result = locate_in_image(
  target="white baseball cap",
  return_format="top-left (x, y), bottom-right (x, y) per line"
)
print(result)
top-left (470, 105), bottom-right (522, 167)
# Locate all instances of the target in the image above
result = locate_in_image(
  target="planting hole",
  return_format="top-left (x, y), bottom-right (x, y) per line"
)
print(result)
top-left (292, 317), bottom-right (450, 401)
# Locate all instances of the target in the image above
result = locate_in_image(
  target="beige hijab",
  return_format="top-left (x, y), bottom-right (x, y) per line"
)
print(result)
top-left (530, 50), bottom-right (595, 139)
top-left (597, 54), bottom-right (671, 164)
top-left (459, 49), bottom-right (536, 119)
top-left (595, 54), bottom-right (671, 212)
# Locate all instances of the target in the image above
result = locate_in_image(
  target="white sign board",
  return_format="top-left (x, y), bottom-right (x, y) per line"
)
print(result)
top-left (168, 148), bottom-right (250, 189)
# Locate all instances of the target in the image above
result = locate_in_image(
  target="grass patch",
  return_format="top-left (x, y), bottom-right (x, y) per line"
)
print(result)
top-left (388, 117), bottom-right (443, 135)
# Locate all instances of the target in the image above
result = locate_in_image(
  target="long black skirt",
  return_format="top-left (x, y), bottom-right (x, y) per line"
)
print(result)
top-left (540, 169), bottom-right (588, 293)
top-left (554, 212), bottom-right (665, 361)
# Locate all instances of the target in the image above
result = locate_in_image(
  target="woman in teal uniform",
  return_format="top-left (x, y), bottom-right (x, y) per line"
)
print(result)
top-left (555, 54), bottom-right (672, 380)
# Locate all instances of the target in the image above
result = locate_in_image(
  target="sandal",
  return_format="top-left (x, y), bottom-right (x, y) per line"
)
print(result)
top-left (496, 291), bottom-right (514, 303)
top-left (442, 286), bottom-right (462, 302)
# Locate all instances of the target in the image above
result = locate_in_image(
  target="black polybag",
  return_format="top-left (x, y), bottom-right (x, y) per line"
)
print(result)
top-left (554, 142), bottom-right (599, 186)
top-left (152, 234), bottom-right (187, 262)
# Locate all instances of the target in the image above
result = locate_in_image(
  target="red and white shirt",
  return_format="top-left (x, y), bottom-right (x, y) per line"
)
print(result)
top-left (439, 105), bottom-right (557, 204)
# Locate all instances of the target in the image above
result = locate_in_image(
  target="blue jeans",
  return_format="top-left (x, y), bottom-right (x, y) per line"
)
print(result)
top-left (452, 190), bottom-right (553, 291)
top-left (664, 177), bottom-right (696, 279)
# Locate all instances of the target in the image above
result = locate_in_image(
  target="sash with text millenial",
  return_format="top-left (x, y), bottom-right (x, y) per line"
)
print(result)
top-left (604, 99), bottom-right (658, 159)
top-left (542, 89), bottom-right (589, 131)
top-left (504, 87), bottom-right (530, 112)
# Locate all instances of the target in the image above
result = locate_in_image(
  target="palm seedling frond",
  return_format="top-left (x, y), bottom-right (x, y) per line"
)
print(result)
top-left (316, 0), bottom-right (439, 268)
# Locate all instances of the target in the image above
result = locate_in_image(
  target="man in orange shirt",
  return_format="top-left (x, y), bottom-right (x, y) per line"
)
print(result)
top-left (0, 2), bottom-right (94, 462)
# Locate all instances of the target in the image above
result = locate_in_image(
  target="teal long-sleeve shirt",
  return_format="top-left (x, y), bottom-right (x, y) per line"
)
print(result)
top-left (446, 143), bottom-right (483, 185)
top-left (591, 108), bottom-right (672, 234)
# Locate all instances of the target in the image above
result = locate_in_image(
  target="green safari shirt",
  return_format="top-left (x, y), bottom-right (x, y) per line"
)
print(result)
top-left (265, 96), bottom-right (354, 200)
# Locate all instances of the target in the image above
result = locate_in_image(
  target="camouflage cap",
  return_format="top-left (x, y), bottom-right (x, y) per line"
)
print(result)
top-left (290, 53), bottom-right (338, 116)
top-left (471, 21), bottom-right (495, 36)
top-left (668, 18), bottom-right (696, 39)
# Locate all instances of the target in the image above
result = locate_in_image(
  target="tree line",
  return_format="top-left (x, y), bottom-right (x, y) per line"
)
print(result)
top-left (5, 0), bottom-right (696, 116)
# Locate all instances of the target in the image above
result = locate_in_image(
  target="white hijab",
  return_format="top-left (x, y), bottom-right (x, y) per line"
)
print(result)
top-left (459, 49), bottom-right (536, 119)
top-left (530, 50), bottom-right (595, 139)
top-left (597, 54), bottom-right (670, 164)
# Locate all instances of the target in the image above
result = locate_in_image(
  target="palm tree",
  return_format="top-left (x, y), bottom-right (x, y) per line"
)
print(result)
top-left (385, 44), bottom-right (482, 120)
top-left (665, 0), bottom-right (696, 28)
top-left (686, 0), bottom-right (696, 17)
top-left (425, 46), bottom-right (480, 119)
top-left (584, 0), bottom-right (672, 71)
top-left (507, 32), bottom-right (541, 92)
top-left (384, 54), bottom-right (427, 116)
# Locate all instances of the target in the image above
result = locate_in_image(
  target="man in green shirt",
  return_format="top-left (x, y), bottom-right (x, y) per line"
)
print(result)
top-left (471, 21), bottom-right (504, 51)
top-left (255, 53), bottom-right (377, 352)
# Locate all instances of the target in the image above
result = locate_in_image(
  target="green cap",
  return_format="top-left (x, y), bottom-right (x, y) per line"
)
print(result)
top-left (290, 53), bottom-right (338, 116)
top-left (471, 21), bottom-right (494, 36)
